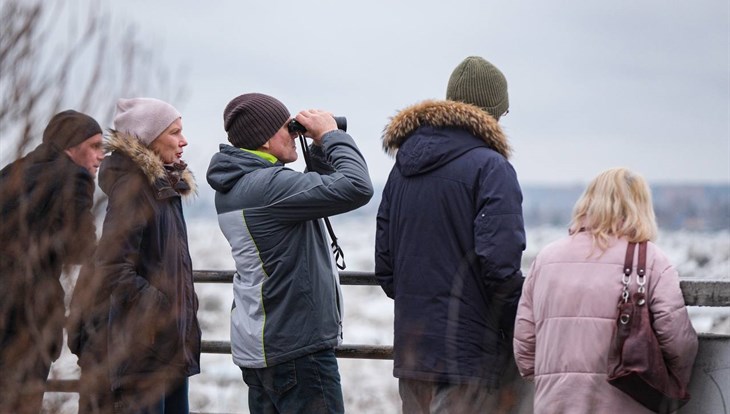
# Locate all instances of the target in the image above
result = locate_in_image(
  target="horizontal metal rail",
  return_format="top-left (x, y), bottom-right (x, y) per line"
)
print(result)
top-left (44, 272), bottom-right (729, 395)
top-left (196, 270), bottom-right (730, 307)
top-left (201, 340), bottom-right (393, 359)
top-left (46, 334), bottom-right (727, 394)
top-left (677, 279), bottom-right (730, 307)
top-left (195, 270), bottom-right (380, 286)
top-left (46, 343), bottom-right (392, 393)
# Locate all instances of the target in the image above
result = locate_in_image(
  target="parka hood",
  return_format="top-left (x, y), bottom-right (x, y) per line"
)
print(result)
top-left (382, 99), bottom-right (512, 159)
top-left (100, 130), bottom-right (196, 198)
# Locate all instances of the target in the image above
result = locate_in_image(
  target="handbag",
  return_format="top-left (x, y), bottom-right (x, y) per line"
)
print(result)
top-left (607, 241), bottom-right (690, 413)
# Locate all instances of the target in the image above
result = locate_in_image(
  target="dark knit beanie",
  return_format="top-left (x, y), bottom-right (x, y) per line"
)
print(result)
top-left (223, 93), bottom-right (291, 149)
top-left (42, 110), bottom-right (102, 150)
top-left (446, 56), bottom-right (509, 121)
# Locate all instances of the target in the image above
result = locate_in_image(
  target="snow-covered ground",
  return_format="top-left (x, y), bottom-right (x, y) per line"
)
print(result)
top-left (45, 215), bottom-right (729, 413)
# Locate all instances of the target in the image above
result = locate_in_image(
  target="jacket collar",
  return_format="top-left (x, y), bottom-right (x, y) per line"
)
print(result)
top-left (105, 130), bottom-right (196, 199)
top-left (381, 100), bottom-right (512, 159)
top-left (241, 148), bottom-right (278, 164)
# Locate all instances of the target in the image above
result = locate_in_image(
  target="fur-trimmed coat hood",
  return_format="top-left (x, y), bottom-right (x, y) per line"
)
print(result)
top-left (375, 99), bottom-right (526, 386)
top-left (101, 130), bottom-right (196, 198)
top-left (382, 99), bottom-right (512, 159)
top-left (95, 130), bottom-right (202, 387)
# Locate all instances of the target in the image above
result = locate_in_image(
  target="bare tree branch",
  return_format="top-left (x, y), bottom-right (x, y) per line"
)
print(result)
top-left (1, 0), bottom-right (189, 410)
top-left (0, 0), bottom-right (188, 162)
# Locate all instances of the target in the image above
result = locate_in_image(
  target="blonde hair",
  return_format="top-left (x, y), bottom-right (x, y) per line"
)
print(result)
top-left (569, 167), bottom-right (658, 250)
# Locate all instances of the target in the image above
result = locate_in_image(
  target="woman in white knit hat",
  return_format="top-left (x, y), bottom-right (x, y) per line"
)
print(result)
top-left (86, 97), bottom-right (201, 414)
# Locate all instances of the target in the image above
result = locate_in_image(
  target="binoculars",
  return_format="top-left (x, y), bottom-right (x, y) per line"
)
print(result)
top-left (288, 116), bottom-right (347, 134)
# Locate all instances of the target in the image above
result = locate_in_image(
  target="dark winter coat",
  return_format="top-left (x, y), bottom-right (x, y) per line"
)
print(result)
top-left (95, 131), bottom-right (201, 392)
top-left (0, 144), bottom-right (96, 361)
top-left (375, 100), bottom-right (526, 388)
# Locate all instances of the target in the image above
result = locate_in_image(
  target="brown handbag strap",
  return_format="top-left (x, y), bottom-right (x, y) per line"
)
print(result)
top-left (637, 241), bottom-right (647, 277)
top-left (623, 241), bottom-right (647, 276)
top-left (624, 242), bottom-right (637, 276)
top-left (621, 242), bottom-right (636, 303)
top-left (621, 241), bottom-right (648, 302)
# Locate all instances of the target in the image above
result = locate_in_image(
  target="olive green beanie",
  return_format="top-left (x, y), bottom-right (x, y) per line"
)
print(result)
top-left (446, 56), bottom-right (509, 121)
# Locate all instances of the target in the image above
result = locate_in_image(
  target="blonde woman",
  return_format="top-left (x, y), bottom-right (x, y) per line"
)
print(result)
top-left (94, 98), bottom-right (201, 413)
top-left (513, 167), bottom-right (697, 413)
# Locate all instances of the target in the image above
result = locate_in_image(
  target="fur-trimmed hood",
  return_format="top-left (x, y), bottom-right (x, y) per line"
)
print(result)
top-left (101, 130), bottom-right (196, 198)
top-left (381, 100), bottom-right (512, 159)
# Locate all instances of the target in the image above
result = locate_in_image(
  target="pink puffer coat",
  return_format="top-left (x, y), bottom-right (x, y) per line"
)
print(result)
top-left (513, 232), bottom-right (698, 413)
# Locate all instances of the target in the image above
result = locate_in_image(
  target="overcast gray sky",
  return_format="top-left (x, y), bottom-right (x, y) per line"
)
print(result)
top-left (34, 1), bottom-right (730, 191)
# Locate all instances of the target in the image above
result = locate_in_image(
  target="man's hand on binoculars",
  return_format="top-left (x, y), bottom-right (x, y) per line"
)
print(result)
top-left (294, 109), bottom-right (337, 144)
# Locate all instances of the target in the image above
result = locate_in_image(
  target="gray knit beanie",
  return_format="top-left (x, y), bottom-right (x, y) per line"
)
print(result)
top-left (223, 93), bottom-right (291, 149)
top-left (446, 56), bottom-right (509, 121)
top-left (113, 97), bottom-right (181, 146)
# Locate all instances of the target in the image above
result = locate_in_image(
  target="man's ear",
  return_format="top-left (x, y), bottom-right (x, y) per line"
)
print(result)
top-left (259, 140), bottom-right (271, 151)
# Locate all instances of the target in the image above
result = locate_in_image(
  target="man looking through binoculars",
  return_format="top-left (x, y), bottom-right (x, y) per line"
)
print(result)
top-left (206, 92), bottom-right (374, 414)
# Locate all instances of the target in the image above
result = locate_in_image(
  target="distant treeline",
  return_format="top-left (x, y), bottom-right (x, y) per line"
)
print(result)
top-left (186, 184), bottom-right (730, 232)
top-left (521, 184), bottom-right (730, 231)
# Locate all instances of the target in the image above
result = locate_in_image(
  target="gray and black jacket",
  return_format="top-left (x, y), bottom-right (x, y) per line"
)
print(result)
top-left (206, 130), bottom-right (373, 368)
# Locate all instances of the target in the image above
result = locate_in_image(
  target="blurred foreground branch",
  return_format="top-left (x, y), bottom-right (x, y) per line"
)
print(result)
top-left (0, 0), bottom-right (187, 161)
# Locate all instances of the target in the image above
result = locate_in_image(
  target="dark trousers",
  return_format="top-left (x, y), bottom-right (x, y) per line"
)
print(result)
top-left (77, 351), bottom-right (113, 414)
top-left (0, 350), bottom-right (50, 414)
top-left (241, 348), bottom-right (344, 414)
top-left (399, 379), bottom-right (499, 414)
top-left (113, 377), bottom-right (189, 414)
top-left (0, 308), bottom-right (58, 414)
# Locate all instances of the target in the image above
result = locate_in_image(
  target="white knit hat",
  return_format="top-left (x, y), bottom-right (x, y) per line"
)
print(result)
top-left (113, 97), bottom-right (181, 145)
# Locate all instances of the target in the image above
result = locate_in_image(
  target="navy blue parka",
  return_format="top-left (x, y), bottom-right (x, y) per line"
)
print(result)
top-left (375, 100), bottom-right (525, 387)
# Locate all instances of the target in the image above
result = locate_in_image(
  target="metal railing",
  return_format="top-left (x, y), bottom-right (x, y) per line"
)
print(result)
top-left (46, 271), bottom-right (730, 396)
